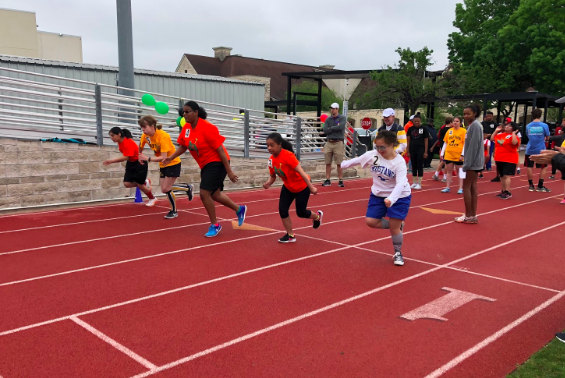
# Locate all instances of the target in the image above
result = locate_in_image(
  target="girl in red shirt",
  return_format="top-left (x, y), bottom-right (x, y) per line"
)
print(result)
top-left (103, 127), bottom-right (155, 202)
top-left (491, 122), bottom-right (520, 199)
top-left (163, 101), bottom-right (247, 238)
top-left (263, 133), bottom-right (322, 243)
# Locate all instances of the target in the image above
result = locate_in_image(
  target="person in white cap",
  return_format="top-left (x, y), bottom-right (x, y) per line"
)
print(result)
top-left (322, 103), bottom-right (347, 187)
top-left (378, 108), bottom-right (407, 155)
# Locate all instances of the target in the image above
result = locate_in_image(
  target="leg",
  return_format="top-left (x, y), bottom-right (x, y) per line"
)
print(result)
top-left (279, 185), bottom-right (296, 236)
top-left (462, 172), bottom-right (475, 217)
top-left (160, 177), bottom-right (178, 213)
top-left (501, 176), bottom-right (511, 192)
top-left (200, 189), bottom-right (217, 224)
top-left (445, 163), bottom-right (454, 189)
top-left (336, 142), bottom-right (344, 181)
top-left (366, 217), bottom-right (389, 229)
top-left (294, 187), bottom-right (316, 219)
top-left (465, 170), bottom-right (479, 216)
top-left (538, 166), bottom-right (547, 188)
top-left (323, 142), bottom-right (333, 181)
top-left (281, 217), bottom-right (294, 236)
top-left (416, 153), bottom-right (424, 183)
top-left (325, 164), bottom-right (332, 180)
top-left (527, 167), bottom-right (533, 181)
top-left (211, 190), bottom-right (239, 212)
top-left (337, 164), bottom-right (343, 181)
top-left (390, 217), bottom-right (405, 265)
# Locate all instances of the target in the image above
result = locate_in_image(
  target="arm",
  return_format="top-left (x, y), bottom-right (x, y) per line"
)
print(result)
top-left (405, 135), bottom-right (411, 158)
top-left (462, 126), bottom-right (479, 171)
top-left (395, 130), bottom-right (407, 154)
top-left (263, 174), bottom-right (276, 189)
top-left (511, 131), bottom-right (519, 145)
top-left (552, 150), bottom-right (565, 173)
top-left (294, 163), bottom-right (318, 195)
top-left (162, 145), bottom-right (187, 166)
top-left (340, 150), bottom-right (374, 169)
top-left (322, 119), bottom-right (331, 135)
top-left (423, 135), bottom-right (429, 159)
top-left (385, 160), bottom-right (409, 207)
top-left (330, 116), bottom-right (347, 133)
top-left (491, 127), bottom-right (502, 142)
top-left (217, 146), bottom-right (238, 183)
top-left (103, 155), bottom-right (128, 166)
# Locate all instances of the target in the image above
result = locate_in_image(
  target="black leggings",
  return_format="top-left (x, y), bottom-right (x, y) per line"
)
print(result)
top-left (279, 185), bottom-right (312, 219)
top-left (411, 151), bottom-right (425, 177)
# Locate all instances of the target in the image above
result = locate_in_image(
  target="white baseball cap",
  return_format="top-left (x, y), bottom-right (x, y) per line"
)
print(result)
top-left (330, 103), bottom-right (339, 109)
top-left (383, 108), bottom-right (395, 117)
top-left (409, 114), bottom-right (415, 120)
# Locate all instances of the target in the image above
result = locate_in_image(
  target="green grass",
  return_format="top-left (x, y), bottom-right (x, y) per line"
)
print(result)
top-left (508, 335), bottom-right (565, 377)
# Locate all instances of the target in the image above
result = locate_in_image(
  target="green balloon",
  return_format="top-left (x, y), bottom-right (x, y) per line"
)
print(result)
top-left (176, 116), bottom-right (182, 126)
top-left (155, 102), bottom-right (169, 115)
top-left (141, 93), bottom-right (156, 106)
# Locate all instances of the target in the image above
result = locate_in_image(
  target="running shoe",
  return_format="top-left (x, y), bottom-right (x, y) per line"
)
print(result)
top-left (441, 188), bottom-right (451, 193)
top-left (529, 184), bottom-right (536, 192)
top-left (561, 198), bottom-right (565, 205)
top-left (205, 224), bottom-right (222, 237)
top-left (236, 205), bottom-right (247, 227)
top-left (454, 215), bottom-right (478, 224)
top-left (278, 234), bottom-right (296, 243)
top-left (338, 180), bottom-right (345, 187)
top-left (491, 177), bottom-right (501, 182)
top-left (322, 179), bottom-right (331, 187)
top-left (414, 184), bottom-right (422, 190)
top-left (146, 198), bottom-right (158, 207)
top-left (410, 183), bottom-right (417, 189)
top-left (536, 187), bottom-right (551, 193)
top-left (313, 210), bottom-right (323, 229)
top-left (164, 210), bottom-right (178, 219)
top-left (549, 175), bottom-right (556, 179)
top-left (457, 188), bottom-right (464, 194)
top-left (501, 192), bottom-right (512, 200)
top-left (517, 168), bottom-right (521, 174)
top-left (432, 175), bottom-right (439, 181)
top-left (393, 252), bottom-right (404, 266)
top-left (496, 190), bottom-right (506, 198)
top-left (556, 333), bottom-right (565, 343)
top-left (478, 172), bottom-right (484, 178)
top-left (441, 177), bottom-right (447, 183)
top-left (187, 184), bottom-right (194, 201)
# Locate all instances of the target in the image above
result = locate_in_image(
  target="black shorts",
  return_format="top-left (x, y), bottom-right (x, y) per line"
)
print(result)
top-left (124, 160), bottom-right (148, 185)
top-left (496, 161), bottom-right (516, 177)
top-left (200, 161), bottom-right (227, 194)
top-left (160, 163), bottom-right (181, 178)
top-left (524, 155), bottom-right (547, 169)
top-left (444, 160), bottom-right (463, 166)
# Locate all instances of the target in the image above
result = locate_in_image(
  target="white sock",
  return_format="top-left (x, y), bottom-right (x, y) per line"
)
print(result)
top-left (434, 171), bottom-right (439, 176)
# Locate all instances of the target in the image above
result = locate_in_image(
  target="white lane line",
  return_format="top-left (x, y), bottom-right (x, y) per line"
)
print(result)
top-left (0, 185), bottom-right (519, 287)
top-left (127, 220), bottom-right (565, 378)
top-left (423, 289), bottom-right (565, 378)
top-left (70, 316), bottom-right (157, 371)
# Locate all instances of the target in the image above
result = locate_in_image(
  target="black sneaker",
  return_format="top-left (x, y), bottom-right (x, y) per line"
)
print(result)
top-left (478, 173), bottom-right (483, 178)
top-left (529, 184), bottom-right (536, 192)
top-left (322, 179), bottom-right (331, 187)
top-left (549, 175), bottom-right (556, 179)
top-left (496, 191), bottom-right (504, 198)
top-left (393, 252), bottom-right (404, 266)
top-left (338, 180), bottom-right (345, 187)
top-left (491, 177), bottom-right (501, 182)
top-left (501, 192), bottom-right (512, 200)
top-left (313, 210), bottom-right (323, 229)
top-left (278, 234), bottom-right (296, 243)
top-left (556, 333), bottom-right (565, 343)
top-left (187, 184), bottom-right (194, 201)
top-left (536, 186), bottom-right (551, 193)
top-left (164, 210), bottom-right (178, 219)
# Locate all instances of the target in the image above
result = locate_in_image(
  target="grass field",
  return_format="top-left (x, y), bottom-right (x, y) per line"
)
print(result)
top-left (508, 332), bottom-right (565, 377)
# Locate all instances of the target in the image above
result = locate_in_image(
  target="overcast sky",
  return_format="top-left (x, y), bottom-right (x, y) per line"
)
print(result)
top-left (3, 0), bottom-right (462, 72)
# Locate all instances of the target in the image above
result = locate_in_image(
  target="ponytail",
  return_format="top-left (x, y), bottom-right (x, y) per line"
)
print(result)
top-left (156, 124), bottom-right (163, 130)
top-left (266, 132), bottom-right (294, 153)
top-left (184, 100), bottom-right (207, 120)
top-left (109, 127), bottom-right (132, 139)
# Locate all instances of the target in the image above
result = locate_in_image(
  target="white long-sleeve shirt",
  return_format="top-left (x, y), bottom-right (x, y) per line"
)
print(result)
top-left (341, 149), bottom-right (411, 205)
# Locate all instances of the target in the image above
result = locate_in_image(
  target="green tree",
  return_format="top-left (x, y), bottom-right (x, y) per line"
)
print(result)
top-left (283, 81), bottom-right (341, 113)
top-left (369, 47), bottom-right (438, 115)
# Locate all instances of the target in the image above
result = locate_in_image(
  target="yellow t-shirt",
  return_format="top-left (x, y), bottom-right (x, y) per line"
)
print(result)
top-left (139, 129), bottom-right (181, 168)
top-left (561, 140), bottom-right (565, 148)
top-left (443, 127), bottom-right (467, 161)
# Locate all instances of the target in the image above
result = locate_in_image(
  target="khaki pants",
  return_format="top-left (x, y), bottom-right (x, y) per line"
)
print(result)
top-left (324, 140), bottom-right (344, 165)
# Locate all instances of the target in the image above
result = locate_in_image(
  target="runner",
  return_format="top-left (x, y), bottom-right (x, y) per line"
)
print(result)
top-left (263, 133), bottom-right (322, 243)
top-left (137, 115), bottom-right (194, 219)
top-left (491, 122), bottom-right (520, 200)
top-left (103, 127), bottom-right (155, 203)
top-left (441, 116), bottom-right (466, 194)
top-left (524, 109), bottom-right (551, 192)
top-left (341, 130), bottom-right (411, 266)
top-left (406, 115), bottom-right (429, 190)
top-left (162, 101), bottom-right (247, 237)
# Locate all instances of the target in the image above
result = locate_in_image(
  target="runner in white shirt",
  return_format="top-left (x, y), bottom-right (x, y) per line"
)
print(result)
top-left (341, 130), bottom-right (411, 266)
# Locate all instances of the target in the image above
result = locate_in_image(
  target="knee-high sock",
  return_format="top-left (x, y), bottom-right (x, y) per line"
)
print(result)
top-left (392, 232), bottom-right (403, 253)
top-left (171, 183), bottom-right (190, 192)
top-left (380, 218), bottom-right (390, 229)
top-left (165, 191), bottom-right (176, 212)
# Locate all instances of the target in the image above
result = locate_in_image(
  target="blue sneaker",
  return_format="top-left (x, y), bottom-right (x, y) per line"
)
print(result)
top-left (457, 188), bottom-right (464, 194)
top-left (441, 188), bottom-right (450, 193)
top-left (236, 205), bottom-right (247, 226)
top-left (205, 224), bottom-right (222, 238)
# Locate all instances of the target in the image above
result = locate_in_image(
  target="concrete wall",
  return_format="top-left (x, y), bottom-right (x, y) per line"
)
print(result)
top-left (0, 138), bottom-right (358, 210)
top-left (37, 31), bottom-right (83, 63)
top-left (0, 8), bottom-right (39, 58)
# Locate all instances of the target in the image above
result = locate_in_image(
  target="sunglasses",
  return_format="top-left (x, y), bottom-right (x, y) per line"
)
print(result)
top-left (183, 109), bottom-right (194, 114)
top-left (375, 145), bottom-right (388, 151)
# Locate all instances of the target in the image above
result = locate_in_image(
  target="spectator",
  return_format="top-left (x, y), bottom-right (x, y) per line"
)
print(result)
top-left (378, 108), bottom-right (407, 156)
top-left (491, 122), bottom-right (520, 200)
top-left (406, 115), bottom-right (429, 190)
top-left (481, 111), bottom-right (498, 171)
top-left (322, 103), bottom-right (346, 187)
top-left (524, 108), bottom-right (551, 192)
top-left (424, 118), bottom-right (438, 169)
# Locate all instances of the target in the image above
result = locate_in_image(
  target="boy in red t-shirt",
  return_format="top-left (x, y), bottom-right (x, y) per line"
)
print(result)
top-left (491, 123), bottom-right (520, 199)
top-left (263, 133), bottom-right (322, 243)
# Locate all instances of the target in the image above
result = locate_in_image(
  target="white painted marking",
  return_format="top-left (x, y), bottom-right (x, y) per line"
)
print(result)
top-left (70, 316), bottom-right (157, 371)
top-left (0, 201), bottom-right (131, 219)
top-left (400, 287), bottom-right (495, 321)
top-left (423, 288), bottom-right (565, 378)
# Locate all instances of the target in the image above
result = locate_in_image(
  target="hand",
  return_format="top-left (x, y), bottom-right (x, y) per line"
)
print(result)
top-left (384, 199), bottom-right (392, 208)
top-left (495, 126), bottom-right (503, 132)
top-left (102, 160), bottom-right (112, 166)
top-left (512, 129), bottom-right (518, 135)
top-left (310, 186), bottom-right (318, 195)
top-left (423, 152), bottom-right (428, 159)
top-left (162, 157), bottom-right (171, 166)
top-left (459, 156), bottom-right (464, 161)
top-left (263, 182), bottom-right (271, 189)
top-left (138, 153), bottom-right (149, 162)
top-left (530, 150), bottom-right (559, 165)
top-left (228, 171), bottom-right (239, 183)
top-left (429, 147), bottom-right (434, 153)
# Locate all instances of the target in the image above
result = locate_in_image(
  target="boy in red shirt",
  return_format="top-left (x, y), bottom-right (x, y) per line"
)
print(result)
top-left (491, 123), bottom-right (521, 199)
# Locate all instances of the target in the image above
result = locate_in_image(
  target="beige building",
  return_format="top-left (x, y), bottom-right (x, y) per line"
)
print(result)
top-left (0, 8), bottom-right (82, 63)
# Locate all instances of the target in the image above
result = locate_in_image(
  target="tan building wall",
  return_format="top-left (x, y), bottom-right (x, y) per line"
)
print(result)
top-left (0, 8), bottom-right (82, 63)
top-left (0, 138), bottom-right (358, 210)
top-left (230, 75), bottom-right (271, 101)
top-left (176, 55), bottom-right (197, 75)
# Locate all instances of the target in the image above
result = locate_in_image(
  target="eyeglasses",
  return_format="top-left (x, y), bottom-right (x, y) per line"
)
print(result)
top-left (375, 145), bottom-right (388, 151)
top-left (183, 110), bottom-right (193, 114)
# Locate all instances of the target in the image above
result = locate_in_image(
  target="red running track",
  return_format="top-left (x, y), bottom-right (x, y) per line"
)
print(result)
top-left (0, 171), bottom-right (564, 378)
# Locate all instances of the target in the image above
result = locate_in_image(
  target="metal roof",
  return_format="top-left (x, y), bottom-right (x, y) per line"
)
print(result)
top-left (0, 55), bottom-right (263, 86)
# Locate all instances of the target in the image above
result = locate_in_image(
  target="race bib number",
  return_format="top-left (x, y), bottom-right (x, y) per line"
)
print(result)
top-left (267, 159), bottom-right (273, 168)
top-left (146, 136), bottom-right (151, 144)
top-left (184, 128), bottom-right (190, 138)
top-left (419, 129), bottom-right (423, 134)
top-left (449, 130), bottom-right (453, 135)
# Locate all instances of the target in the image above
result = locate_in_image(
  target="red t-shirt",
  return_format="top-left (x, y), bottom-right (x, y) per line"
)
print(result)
top-left (177, 118), bottom-right (230, 169)
top-left (268, 149), bottom-right (308, 193)
top-left (494, 133), bottom-right (520, 164)
top-left (118, 138), bottom-right (139, 162)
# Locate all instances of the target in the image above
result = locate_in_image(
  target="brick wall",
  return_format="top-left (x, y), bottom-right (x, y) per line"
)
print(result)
top-left (0, 138), bottom-right (359, 210)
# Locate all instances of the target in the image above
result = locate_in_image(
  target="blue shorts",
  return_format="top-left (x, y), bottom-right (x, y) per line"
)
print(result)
top-left (366, 194), bottom-right (411, 221)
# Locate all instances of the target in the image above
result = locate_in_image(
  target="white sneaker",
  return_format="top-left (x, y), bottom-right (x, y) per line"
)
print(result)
top-left (410, 183), bottom-right (417, 188)
top-left (146, 198), bottom-right (158, 207)
top-left (414, 184), bottom-right (422, 190)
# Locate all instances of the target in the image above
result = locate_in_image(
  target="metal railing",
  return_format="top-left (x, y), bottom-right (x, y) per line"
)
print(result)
top-left (0, 67), bottom-right (357, 160)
